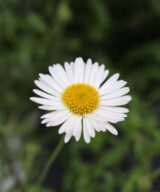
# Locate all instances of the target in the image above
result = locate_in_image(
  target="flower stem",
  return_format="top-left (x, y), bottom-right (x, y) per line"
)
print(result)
top-left (37, 138), bottom-right (64, 186)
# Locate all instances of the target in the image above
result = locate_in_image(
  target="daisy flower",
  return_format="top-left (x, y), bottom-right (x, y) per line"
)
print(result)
top-left (30, 57), bottom-right (132, 143)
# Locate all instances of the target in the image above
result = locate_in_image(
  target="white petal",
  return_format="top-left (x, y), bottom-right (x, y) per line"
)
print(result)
top-left (88, 119), bottom-right (100, 132)
top-left (30, 97), bottom-right (59, 106)
top-left (38, 104), bottom-right (65, 111)
top-left (33, 89), bottom-right (61, 101)
top-left (83, 119), bottom-right (91, 143)
top-left (39, 106), bottom-right (56, 111)
top-left (41, 110), bottom-right (69, 119)
top-left (88, 62), bottom-right (99, 85)
top-left (89, 119), bottom-right (106, 132)
top-left (84, 117), bottom-right (95, 138)
top-left (65, 115), bottom-right (80, 133)
top-left (85, 112), bottom-right (106, 122)
top-left (105, 123), bottom-right (118, 135)
top-left (100, 80), bottom-right (127, 96)
top-left (70, 62), bottom-right (75, 81)
top-left (100, 106), bottom-right (129, 113)
top-left (101, 70), bottom-right (109, 84)
top-left (101, 87), bottom-right (130, 100)
top-left (74, 57), bottom-right (85, 83)
top-left (92, 65), bottom-right (105, 88)
top-left (94, 108), bottom-right (124, 123)
top-left (64, 133), bottom-right (72, 143)
top-left (83, 58), bottom-right (92, 83)
top-left (101, 95), bottom-right (132, 106)
top-left (39, 74), bottom-right (63, 93)
top-left (30, 97), bottom-right (65, 110)
top-left (73, 117), bottom-right (82, 141)
top-left (49, 65), bottom-right (68, 89)
top-left (64, 62), bottom-right (74, 83)
top-left (48, 66), bottom-right (56, 78)
top-left (103, 73), bottom-right (120, 86)
top-left (99, 73), bottom-right (120, 95)
top-left (75, 130), bottom-right (82, 141)
top-left (34, 80), bottom-right (58, 96)
top-left (58, 115), bottom-right (77, 134)
top-left (45, 112), bottom-right (71, 127)
top-left (108, 81), bottom-right (127, 95)
top-left (55, 64), bottom-right (70, 85)
top-left (109, 73), bottom-right (120, 82)
top-left (46, 118), bottom-right (67, 127)
top-left (96, 106), bottom-right (127, 119)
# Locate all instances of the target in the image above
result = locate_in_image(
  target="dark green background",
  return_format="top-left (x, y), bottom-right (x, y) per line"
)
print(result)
top-left (0, 0), bottom-right (160, 191)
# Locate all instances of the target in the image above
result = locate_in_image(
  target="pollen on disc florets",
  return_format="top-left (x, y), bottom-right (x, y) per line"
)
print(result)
top-left (62, 83), bottom-right (99, 115)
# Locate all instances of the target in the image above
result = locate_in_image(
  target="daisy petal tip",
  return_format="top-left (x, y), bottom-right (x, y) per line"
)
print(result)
top-left (48, 66), bottom-right (53, 72)
top-left (64, 139), bottom-right (67, 143)
top-left (114, 131), bottom-right (118, 136)
top-left (40, 114), bottom-right (46, 119)
top-left (64, 139), bottom-right (68, 143)
top-left (87, 58), bottom-right (92, 63)
top-left (46, 123), bottom-right (53, 127)
top-left (112, 127), bottom-right (118, 135)
top-left (75, 138), bottom-right (79, 142)
top-left (75, 134), bottom-right (81, 141)
top-left (64, 135), bottom-right (71, 143)
top-left (29, 97), bottom-right (34, 101)
top-left (106, 69), bottom-right (109, 74)
top-left (34, 80), bottom-right (38, 84)
top-left (111, 129), bottom-right (118, 136)
top-left (76, 56), bottom-right (83, 61)
top-left (124, 81), bottom-right (127, 85)
top-left (58, 129), bottom-right (63, 134)
top-left (85, 139), bottom-right (91, 144)
top-left (33, 89), bottom-right (37, 93)
top-left (115, 73), bottom-right (120, 79)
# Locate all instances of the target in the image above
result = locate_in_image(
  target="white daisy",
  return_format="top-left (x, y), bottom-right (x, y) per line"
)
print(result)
top-left (30, 57), bottom-right (132, 143)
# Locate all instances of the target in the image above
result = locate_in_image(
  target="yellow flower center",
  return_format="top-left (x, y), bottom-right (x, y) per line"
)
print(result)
top-left (62, 83), bottom-right (99, 115)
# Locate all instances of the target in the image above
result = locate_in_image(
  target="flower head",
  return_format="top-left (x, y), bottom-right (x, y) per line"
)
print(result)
top-left (30, 57), bottom-right (132, 143)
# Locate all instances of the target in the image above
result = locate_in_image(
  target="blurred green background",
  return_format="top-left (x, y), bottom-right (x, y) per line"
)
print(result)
top-left (0, 0), bottom-right (160, 191)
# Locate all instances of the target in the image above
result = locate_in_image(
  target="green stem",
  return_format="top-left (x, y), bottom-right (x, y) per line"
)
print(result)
top-left (37, 138), bottom-right (64, 186)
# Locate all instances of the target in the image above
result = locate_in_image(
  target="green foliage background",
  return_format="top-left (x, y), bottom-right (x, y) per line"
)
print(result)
top-left (0, 0), bottom-right (160, 191)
